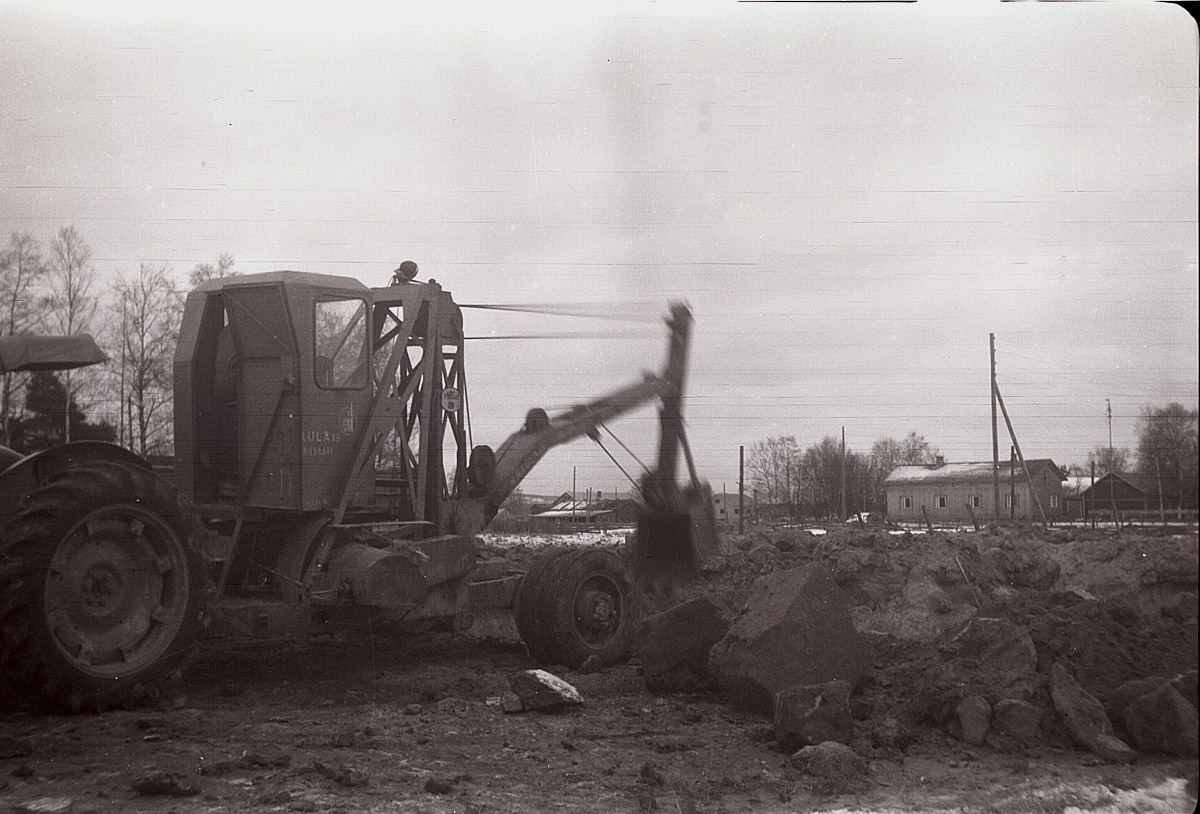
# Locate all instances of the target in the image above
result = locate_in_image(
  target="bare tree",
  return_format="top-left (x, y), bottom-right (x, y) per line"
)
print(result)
top-left (113, 263), bottom-right (183, 457)
top-left (801, 435), bottom-right (869, 520)
top-left (45, 226), bottom-right (101, 442)
top-left (1086, 444), bottom-right (1130, 476)
top-left (0, 232), bottom-right (48, 443)
top-left (867, 431), bottom-right (939, 512)
top-left (189, 253), bottom-right (237, 288)
top-left (1136, 403), bottom-right (1199, 511)
top-left (747, 435), bottom-right (801, 518)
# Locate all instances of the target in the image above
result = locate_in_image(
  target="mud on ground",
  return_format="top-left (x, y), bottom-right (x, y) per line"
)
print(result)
top-left (2, 525), bottom-right (1197, 813)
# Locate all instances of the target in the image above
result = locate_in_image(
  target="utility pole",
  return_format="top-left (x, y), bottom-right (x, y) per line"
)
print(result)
top-left (785, 459), bottom-right (791, 521)
top-left (1106, 399), bottom-right (1113, 457)
top-left (738, 445), bottom-right (745, 533)
top-left (572, 466), bottom-right (577, 524)
top-left (840, 426), bottom-right (847, 521)
top-left (118, 295), bottom-right (126, 448)
top-left (993, 381), bottom-right (1048, 524)
top-left (1010, 446), bottom-right (1017, 521)
top-left (990, 333), bottom-right (1000, 522)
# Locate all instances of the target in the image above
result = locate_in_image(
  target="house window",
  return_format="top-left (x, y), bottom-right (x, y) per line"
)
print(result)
top-left (1050, 494), bottom-right (1059, 509)
top-left (901, 496), bottom-right (913, 510)
top-left (935, 495), bottom-right (948, 509)
top-left (969, 495), bottom-right (982, 509)
top-left (1005, 494), bottom-right (1019, 509)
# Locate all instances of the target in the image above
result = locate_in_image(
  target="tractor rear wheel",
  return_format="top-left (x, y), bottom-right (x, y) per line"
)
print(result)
top-left (0, 462), bottom-right (205, 712)
top-left (515, 547), bottom-right (638, 671)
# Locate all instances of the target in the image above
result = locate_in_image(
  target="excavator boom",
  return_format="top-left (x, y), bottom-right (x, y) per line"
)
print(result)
top-left (479, 304), bottom-right (717, 580)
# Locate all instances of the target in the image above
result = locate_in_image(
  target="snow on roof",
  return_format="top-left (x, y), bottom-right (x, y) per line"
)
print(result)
top-left (1063, 476), bottom-right (1091, 495)
top-left (885, 459), bottom-right (1061, 485)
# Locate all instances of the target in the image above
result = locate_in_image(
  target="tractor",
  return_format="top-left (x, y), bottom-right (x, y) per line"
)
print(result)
top-left (0, 265), bottom-right (717, 711)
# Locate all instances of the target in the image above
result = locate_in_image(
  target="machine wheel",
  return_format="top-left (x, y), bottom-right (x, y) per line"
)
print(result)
top-left (0, 462), bottom-right (206, 712)
top-left (515, 548), bottom-right (638, 670)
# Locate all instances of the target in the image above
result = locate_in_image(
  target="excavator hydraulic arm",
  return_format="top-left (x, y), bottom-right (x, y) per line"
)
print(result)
top-left (478, 304), bottom-right (717, 581)
top-left (481, 304), bottom-right (691, 518)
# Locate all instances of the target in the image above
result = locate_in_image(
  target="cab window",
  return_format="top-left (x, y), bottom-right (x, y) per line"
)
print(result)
top-left (314, 297), bottom-right (368, 389)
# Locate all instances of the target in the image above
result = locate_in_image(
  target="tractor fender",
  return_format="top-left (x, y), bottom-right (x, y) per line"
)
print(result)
top-left (0, 441), bottom-right (154, 529)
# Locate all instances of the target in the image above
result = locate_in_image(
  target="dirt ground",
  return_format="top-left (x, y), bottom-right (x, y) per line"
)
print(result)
top-left (2, 524), bottom-right (1197, 814)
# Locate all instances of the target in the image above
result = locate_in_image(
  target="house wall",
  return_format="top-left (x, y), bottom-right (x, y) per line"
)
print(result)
top-left (713, 493), bottom-right (746, 523)
top-left (887, 475), bottom-right (1064, 523)
top-left (1083, 478), bottom-right (1154, 515)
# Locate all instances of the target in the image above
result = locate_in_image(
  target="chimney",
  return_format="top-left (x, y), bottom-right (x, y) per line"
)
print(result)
top-left (935, 455), bottom-right (945, 466)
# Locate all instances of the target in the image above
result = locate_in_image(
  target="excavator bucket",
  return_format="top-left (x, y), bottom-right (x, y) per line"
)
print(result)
top-left (629, 481), bottom-right (720, 591)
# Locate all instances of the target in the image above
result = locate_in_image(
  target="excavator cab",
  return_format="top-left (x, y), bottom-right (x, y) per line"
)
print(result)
top-left (175, 271), bottom-right (471, 530)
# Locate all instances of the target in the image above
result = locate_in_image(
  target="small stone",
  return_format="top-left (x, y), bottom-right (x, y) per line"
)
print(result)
top-left (0, 737), bottom-right (33, 759)
top-left (11, 763), bottom-right (35, 778)
top-left (130, 772), bottom-right (200, 797)
top-left (510, 669), bottom-right (584, 710)
top-left (423, 777), bottom-right (455, 794)
top-left (871, 716), bottom-right (911, 751)
top-left (257, 790), bottom-right (294, 805)
top-left (13, 799), bottom-right (73, 814)
top-left (332, 729), bottom-right (355, 748)
top-left (638, 761), bottom-right (665, 787)
top-left (985, 732), bottom-right (1022, 753)
top-left (404, 704), bottom-right (422, 715)
top-left (774, 679), bottom-right (854, 752)
top-left (241, 747), bottom-right (291, 768)
top-left (500, 692), bottom-right (524, 713)
top-left (789, 741), bottom-right (868, 785)
top-left (313, 762), bottom-right (368, 787)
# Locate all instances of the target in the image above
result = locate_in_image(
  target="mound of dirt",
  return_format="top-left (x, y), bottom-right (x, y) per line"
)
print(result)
top-left (666, 524), bottom-right (1198, 756)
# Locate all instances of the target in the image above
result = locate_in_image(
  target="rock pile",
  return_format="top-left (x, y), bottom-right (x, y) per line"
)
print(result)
top-left (631, 525), bottom-right (1199, 776)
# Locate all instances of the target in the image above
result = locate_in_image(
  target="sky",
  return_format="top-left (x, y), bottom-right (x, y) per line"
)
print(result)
top-left (2, 1), bottom-right (1197, 498)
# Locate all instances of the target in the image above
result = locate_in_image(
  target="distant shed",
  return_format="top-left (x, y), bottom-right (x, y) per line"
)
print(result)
top-left (884, 459), bottom-right (1065, 523)
top-left (1079, 471), bottom-right (1197, 519)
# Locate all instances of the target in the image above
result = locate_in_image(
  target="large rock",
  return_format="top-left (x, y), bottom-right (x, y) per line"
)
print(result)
top-left (1050, 664), bottom-right (1136, 764)
top-left (956, 695), bottom-right (991, 746)
top-left (1106, 676), bottom-right (1170, 727)
top-left (993, 698), bottom-right (1044, 746)
top-left (774, 679), bottom-right (853, 752)
top-left (1170, 669), bottom-right (1198, 711)
top-left (1124, 683), bottom-right (1199, 757)
top-left (709, 565), bottom-right (871, 714)
top-left (936, 617), bottom-right (1037, 695)
top-left (637, 595), bottom-right (734, 692)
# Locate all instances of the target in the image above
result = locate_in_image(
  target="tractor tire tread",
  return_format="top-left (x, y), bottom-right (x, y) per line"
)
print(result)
top-left (0, 461), bottom-right (206, 713)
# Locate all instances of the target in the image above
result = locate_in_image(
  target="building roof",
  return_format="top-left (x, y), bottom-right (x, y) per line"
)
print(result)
top-left (0, 334), bottom-right (108, 374)
top-left (885, 459), bottom-right (1063, 486)
top-left (1081, 471), bottom-right (1163, 497)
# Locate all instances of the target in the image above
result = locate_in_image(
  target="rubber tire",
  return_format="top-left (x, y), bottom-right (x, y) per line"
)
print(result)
top-left (0, 461), bottom-right (206, 712)
top-left (515, 547), bottom-right (638, 670)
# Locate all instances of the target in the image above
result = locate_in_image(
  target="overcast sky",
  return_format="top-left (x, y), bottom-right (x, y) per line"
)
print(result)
top-left (2, 2), bottom-right (1196, 497)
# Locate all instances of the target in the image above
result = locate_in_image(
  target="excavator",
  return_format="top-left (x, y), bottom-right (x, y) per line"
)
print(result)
top-left (0, 263), bottom-right (717, 711)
